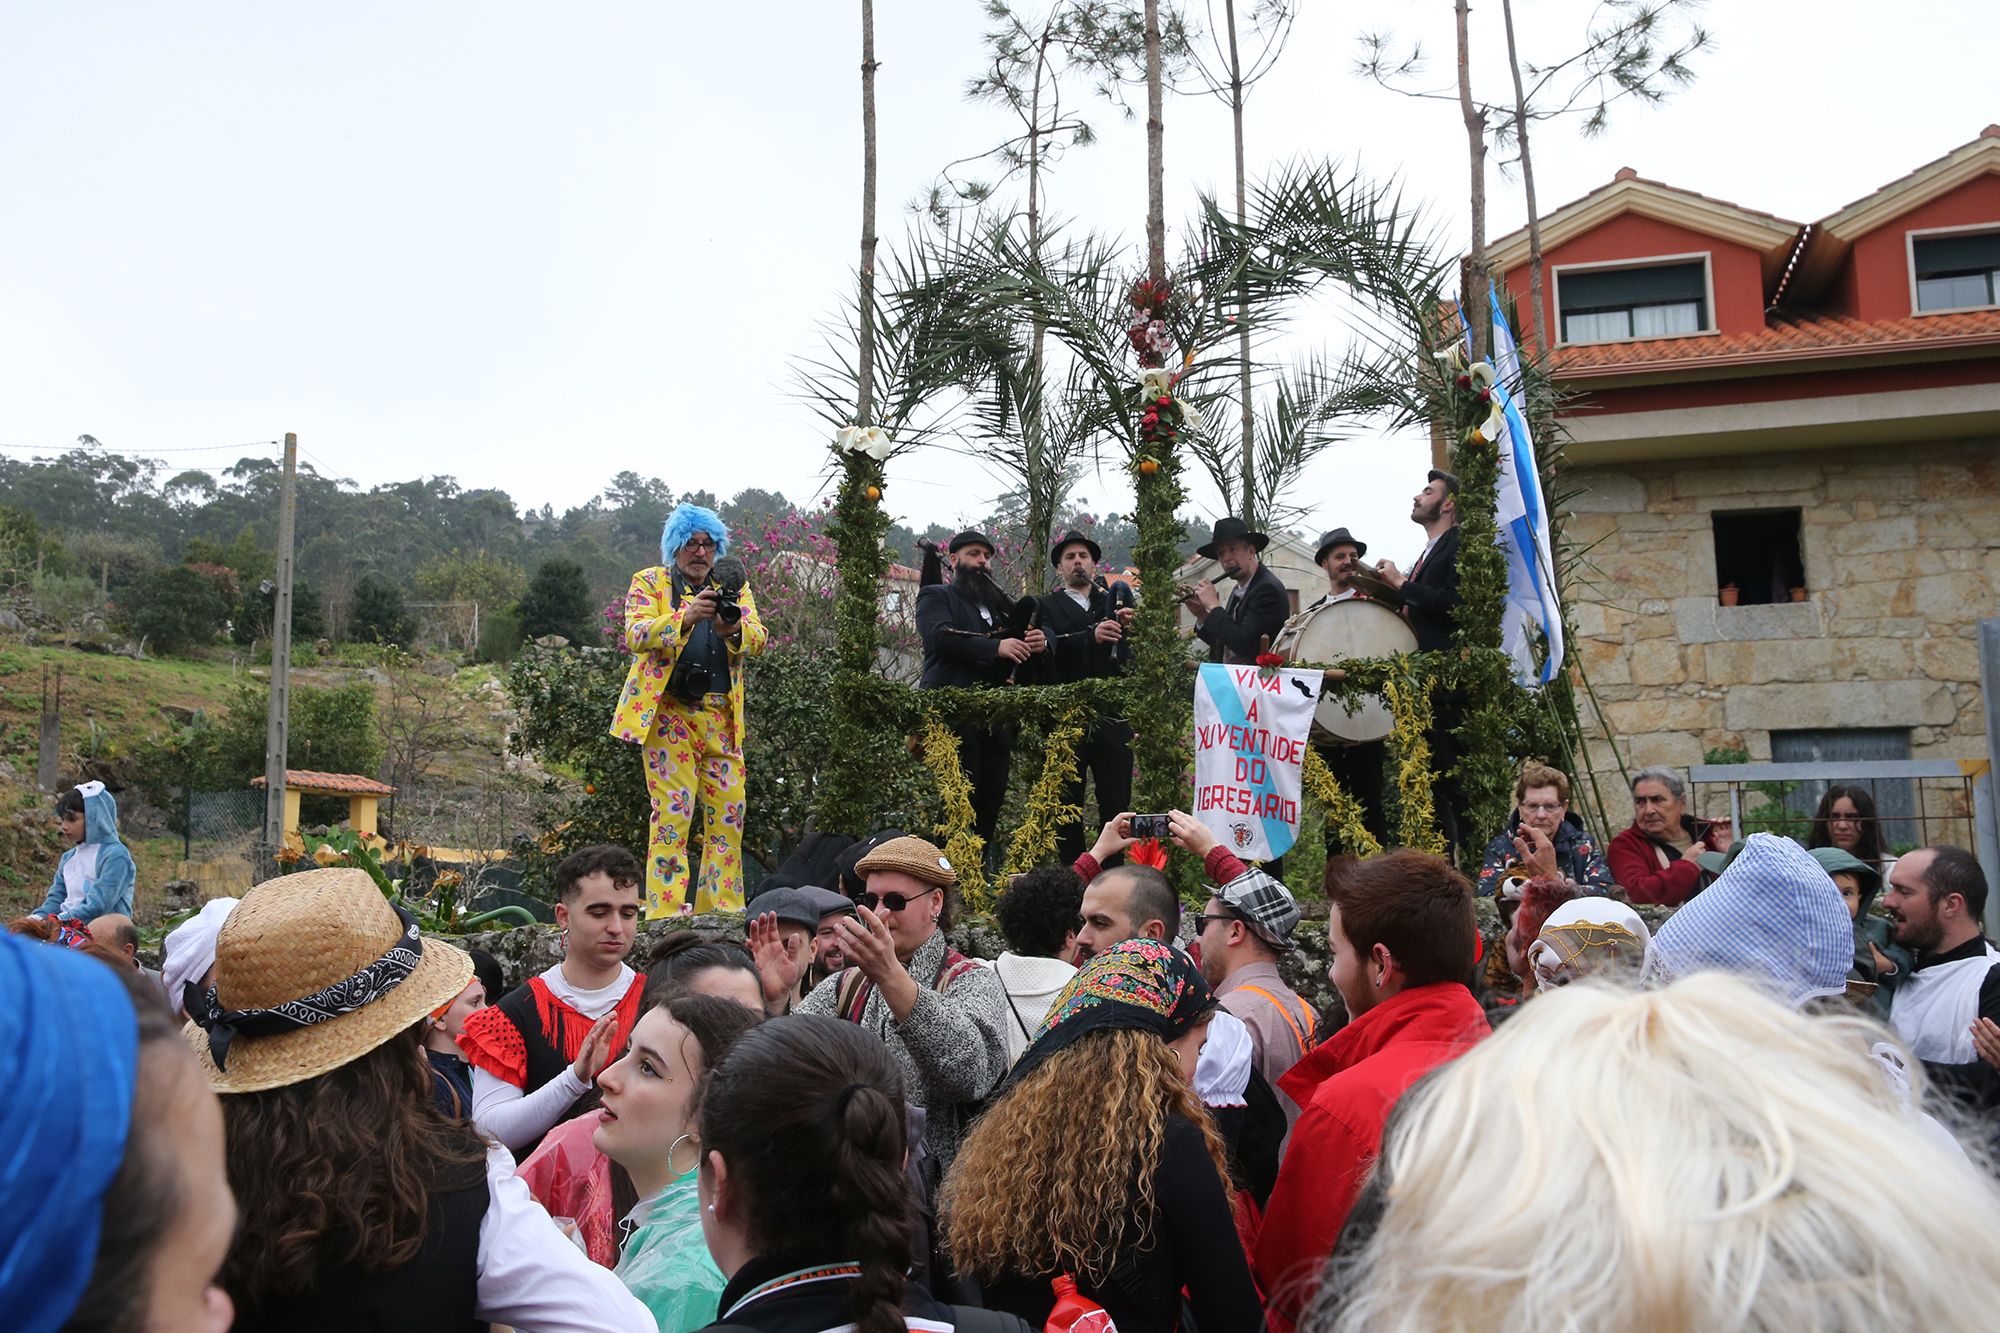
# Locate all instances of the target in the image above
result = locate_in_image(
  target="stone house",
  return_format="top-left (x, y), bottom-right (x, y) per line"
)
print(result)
top-left (1487, 128), bottom-right (2000, 829)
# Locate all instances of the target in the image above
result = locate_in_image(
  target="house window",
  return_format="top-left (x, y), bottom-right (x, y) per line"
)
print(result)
top-left (1712, 509), bottom-right (1805, 605)
top-left (1557, 259), bottom-right (1709, 344)
top-left (1913, 230), bottom-right (2000, 311)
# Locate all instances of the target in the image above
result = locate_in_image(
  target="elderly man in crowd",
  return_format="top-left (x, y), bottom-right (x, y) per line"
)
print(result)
top-left (1607, 766), bottom-right (1734, 905)
top-left (1477, 763), bottom-right (1617, 897)
top-left (87, 910), bottom-right (171, 1004)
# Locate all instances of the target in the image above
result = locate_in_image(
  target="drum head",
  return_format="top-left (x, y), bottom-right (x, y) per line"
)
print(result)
top-left (1279, 598), bottom-right (1417, 744)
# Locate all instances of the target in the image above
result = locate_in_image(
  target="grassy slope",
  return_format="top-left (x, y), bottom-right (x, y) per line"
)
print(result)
top-left (0, 642), bottom-right (515, 922)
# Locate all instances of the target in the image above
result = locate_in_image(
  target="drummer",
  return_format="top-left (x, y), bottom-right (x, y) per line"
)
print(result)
top-left (1308, 527), bottom-right (1391, 857)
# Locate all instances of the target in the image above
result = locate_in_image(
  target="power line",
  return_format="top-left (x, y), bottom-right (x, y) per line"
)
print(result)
top-left (0, 439), bottom-right (280, 456)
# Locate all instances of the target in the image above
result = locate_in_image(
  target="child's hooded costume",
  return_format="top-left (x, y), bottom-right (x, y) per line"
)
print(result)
top-left (35, 782), bottom-right (135, 922)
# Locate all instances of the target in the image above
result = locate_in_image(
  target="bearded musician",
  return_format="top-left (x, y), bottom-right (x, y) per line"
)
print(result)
top-left (915, 530), bottom-right (1047, 851)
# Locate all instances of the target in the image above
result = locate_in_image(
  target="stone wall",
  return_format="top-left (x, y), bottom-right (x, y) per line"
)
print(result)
top-left (1565, 436), bottom-right (1998, 796)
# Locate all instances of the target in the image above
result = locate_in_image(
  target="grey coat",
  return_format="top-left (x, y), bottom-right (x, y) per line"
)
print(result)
top-left (797, 927), bottom-right (1010, 1168)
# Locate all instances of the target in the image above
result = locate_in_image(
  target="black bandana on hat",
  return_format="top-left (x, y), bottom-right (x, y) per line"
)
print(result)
top-left (187, 900), bottom-right (425, 1071)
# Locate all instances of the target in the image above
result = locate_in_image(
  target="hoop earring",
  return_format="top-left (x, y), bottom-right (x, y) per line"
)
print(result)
top-left (667, 1131), bottom-right (699, 1177)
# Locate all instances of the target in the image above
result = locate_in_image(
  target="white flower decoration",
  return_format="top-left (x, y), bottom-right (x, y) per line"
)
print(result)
top-left (1467, 361), bottom-right (1497, 391)
top-left (834, 424), bottom-right (892, 461)
top-left (1138, 367), bottom-right (1176, 400)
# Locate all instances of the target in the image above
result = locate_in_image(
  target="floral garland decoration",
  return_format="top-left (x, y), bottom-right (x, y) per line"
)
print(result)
top-left (919, 710), bottom-right (990, 908)
top-left (1003, 706), bottom-right (1090, 876)
top-left (1300, 746), bottom-right (1384, 859)
top-left (1385, 673), bottom-right (1446, 854)
top-left (815, 423), bottom-right (895, 832)
top-left (1127, 277), bottom-right (1175, 368)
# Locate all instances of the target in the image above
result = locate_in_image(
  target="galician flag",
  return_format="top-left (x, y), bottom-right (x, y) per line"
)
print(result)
top-left (1481, 288), bottom-right (1566, 688)
top-left (1191, 663), bottom-right (1319, 862)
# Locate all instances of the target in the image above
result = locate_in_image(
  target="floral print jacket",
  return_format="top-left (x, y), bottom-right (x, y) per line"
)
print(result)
top-left (608, 565), bottom-right (766, 743)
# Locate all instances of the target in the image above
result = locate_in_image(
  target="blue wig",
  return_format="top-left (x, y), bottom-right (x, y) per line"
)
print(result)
top-left (661, 503), bottom-right (729, 564)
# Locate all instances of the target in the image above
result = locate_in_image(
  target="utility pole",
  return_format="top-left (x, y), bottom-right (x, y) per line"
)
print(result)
top-left (261, 433), bottom-right (298, 872)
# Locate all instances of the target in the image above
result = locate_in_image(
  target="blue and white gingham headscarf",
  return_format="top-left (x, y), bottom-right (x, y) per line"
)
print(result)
top-left (1646, 831), bottom-right (1853, 1008)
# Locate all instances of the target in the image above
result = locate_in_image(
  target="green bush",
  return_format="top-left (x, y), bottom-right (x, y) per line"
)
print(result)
top-left (350, 575), bottom-right (414, 646)
top-left (477, 610), bottom-right (525, 664)
top-left (516, 557), bottom-right (596, 645)
top-left (128, 564), bottom-right (230, 655)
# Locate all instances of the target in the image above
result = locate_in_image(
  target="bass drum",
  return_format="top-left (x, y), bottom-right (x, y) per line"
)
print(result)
top-left (1270, 597), bottom-right (1418, 744)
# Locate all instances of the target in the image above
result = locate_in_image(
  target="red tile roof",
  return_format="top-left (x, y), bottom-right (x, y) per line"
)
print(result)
top-left (250, 769), bottom-right (396, 796)
top-left (1551, 308), bottom-right (2000, 376)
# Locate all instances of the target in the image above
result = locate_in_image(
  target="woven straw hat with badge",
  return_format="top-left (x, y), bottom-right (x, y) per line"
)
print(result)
top-left (184, 868), bottom-right (474, 1094)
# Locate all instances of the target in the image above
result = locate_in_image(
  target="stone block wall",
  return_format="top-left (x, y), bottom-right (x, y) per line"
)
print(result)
top-left (1564, 436), bottom-right (1998, 802)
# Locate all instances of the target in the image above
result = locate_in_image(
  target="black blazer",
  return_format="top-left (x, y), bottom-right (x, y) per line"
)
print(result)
top-left (1398, 525), bottom-right (1462, 653)
top-left (1034, 582), bottom-right (1128, 684)
top-left (916, 582), bottom-right (1015, 690)
top-left (1195, 562), bottom-right (1291, 664)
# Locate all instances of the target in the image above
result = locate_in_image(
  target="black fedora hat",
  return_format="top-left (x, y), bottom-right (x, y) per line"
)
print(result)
top-left (947, 529), bottom-right (995, 554)
top-left (1196, 516), bottom-right (1269, 560)
top-left (1049, 529), bottom-right (1102, 566)
top-left (1313, 527), bottom-right (1368, 565)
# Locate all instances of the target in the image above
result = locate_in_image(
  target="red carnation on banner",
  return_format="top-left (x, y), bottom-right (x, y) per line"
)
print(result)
top-left (1127, 839), bottom-right (1169, 870)
top-left (1255, 652), bottom-right (1283, 668)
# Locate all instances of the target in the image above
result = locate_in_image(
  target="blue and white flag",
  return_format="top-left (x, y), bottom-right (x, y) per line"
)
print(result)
top-left (1482, 289), bottom-right (1566, 688)
top-left (1192, 663), bottom-right (1318, 862)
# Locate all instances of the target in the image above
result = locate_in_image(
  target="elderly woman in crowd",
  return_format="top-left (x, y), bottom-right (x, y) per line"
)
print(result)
top-left (1, 931), bottom-right (236, 1333)
top-left (1606, 766), bottom-right (1733, 905)
top-left (795, 834), bottom-right (1009, 1172)
top-left (1476, 763), bottom-right (1616, 897)
top-left (1307, 972), bottom-right (2000, 1332)
top-left (188, 867), bottom-right (652, 1332)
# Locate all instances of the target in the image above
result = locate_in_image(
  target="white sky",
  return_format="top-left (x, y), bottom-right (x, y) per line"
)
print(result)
top-left (2, 1), bottom-right (1993, 568)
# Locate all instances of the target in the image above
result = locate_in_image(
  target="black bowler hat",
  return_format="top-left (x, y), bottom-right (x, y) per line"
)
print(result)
top-left (1427, 468), bottom-right (1461, 497)
top-left (1049, 529), bottom-right (1102, 566)
top-left (1313, 527), bottom-right (1368, 566)
top-left (948, 529), bottom-right (995, 555)
top-left (1196, 516), bottom-right (1269, 560)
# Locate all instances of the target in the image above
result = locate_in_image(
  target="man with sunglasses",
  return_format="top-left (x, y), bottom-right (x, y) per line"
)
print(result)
top-left (797, 834), bottom-right (1009, 1171)
top-left (609, 502), bottom-right (766, 918)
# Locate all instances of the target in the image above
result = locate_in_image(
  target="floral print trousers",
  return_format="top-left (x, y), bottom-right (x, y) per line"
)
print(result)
top-left (641, 693), bottom-right (745, 918)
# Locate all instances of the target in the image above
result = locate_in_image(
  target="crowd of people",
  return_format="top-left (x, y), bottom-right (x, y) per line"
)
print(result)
top-left (10, 747), bottom-right (2000, 1333)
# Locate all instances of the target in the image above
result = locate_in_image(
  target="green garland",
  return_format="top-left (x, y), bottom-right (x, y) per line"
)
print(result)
top-left (1004, 706), bottom-right (1089, 875)
top-left (1128, 385), bottom-right (1194, 817)
top-left (918, 711), bottom-right (990, 908)
top-left (816, 451), bottom-right (893, 832)
top-left (1300, 746), bottom-right (1384, 859)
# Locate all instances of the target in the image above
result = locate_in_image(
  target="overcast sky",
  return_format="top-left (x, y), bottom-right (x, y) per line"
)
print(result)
top-left (3, 2), bottom-right (1992, 567)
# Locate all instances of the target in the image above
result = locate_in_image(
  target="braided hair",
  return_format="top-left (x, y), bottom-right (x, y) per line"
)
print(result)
top-left (699, 1016), bottom-right (912, 1333)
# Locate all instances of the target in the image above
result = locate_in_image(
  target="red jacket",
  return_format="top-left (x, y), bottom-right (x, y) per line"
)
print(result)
top-left (1253, 983), bottom-right (1488, 1333)
top-left (1607, 821), bottom-right (1717, 905)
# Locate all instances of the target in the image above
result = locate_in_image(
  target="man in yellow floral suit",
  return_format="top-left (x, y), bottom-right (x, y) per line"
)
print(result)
top-left (608, 503), bottom-right (765, 917)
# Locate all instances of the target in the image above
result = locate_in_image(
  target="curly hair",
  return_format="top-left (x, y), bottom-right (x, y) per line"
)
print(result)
top-left (661, 503), bottom-right (729, 563)
top-left (995, 865), bottom-right (1084, 958)
top-left (218, 1024), bottom-right (487, 1315)
top-left (940, 1025), bottom-right (1228, 1285)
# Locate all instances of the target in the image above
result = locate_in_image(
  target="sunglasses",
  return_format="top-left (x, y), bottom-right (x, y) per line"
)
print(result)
top-left (1189, 911), bottom-right (1239, 933)
top-left (857, 887), bottom-right (939, 913)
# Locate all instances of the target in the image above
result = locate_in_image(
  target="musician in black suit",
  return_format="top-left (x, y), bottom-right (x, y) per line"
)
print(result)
top-left (1374, 469), bottom-right (1468, 854)
top-left (1035, 530), bottom-right (1136, 865)
top-left (916, 529), bottom-right (1047, 849)
top-left (1183, 516), bottom-right (1292, 665)
top-left (1307, 527), bottom-right (1392, 859)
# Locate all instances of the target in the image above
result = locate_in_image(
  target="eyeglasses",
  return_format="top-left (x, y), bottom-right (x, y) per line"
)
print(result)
top-left (1520, 802), bottom-right (1565, 815)
top-left (682, 537), bottom-right (718, 551)
top-left (858, 887), bottom-right (939, 913)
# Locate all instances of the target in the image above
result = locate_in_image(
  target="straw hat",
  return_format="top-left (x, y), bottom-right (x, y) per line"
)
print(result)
top-left (184, 868), bottom-right (472, 1094)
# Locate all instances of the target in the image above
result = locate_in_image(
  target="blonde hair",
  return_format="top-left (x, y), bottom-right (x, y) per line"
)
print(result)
top-left (1312, 973), bottom-right (2000, 1332)
top-left (940, 1027), bottom-right (1229, 1285)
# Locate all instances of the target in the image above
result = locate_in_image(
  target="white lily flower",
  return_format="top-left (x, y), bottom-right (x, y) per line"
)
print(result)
top-left (1138, 368), bottom-right (1175, 399)
top-left (1468, 361), bottom-right (1497, 391)
top-left (834, 425), bottom-right (863, 454)
top-left (859, 426), bottom-right (892, 461)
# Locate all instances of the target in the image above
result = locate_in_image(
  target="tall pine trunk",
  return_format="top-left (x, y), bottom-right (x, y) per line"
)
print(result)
top-left (1144, 0), bottom-right (1166, 285)
top-left (1454, 0), bottom-right (1488, 359)
top-left (856, 0), bottom-right (879, 425)
top-left (1500, 0), bottom-right (1545, 356)
top-left (1224, 0), bottom-right (1254, 523)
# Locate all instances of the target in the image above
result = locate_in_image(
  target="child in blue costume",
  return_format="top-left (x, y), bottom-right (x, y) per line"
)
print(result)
top-left (34, 781), bottom-right (136, 921)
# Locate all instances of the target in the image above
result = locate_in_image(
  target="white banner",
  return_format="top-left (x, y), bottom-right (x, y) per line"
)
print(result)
top-left (1192, 663), bottom-right (1319, 862)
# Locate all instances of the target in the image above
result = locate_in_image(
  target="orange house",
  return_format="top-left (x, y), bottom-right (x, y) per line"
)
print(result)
top-left (1484, 128), bottom-right (2000, 828)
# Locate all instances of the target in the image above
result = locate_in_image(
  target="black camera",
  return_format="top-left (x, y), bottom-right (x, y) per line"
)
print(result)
top-left (711, 556), bottom-right (747, 626)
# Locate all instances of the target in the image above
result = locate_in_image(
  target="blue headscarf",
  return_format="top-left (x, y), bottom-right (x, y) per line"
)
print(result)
top-left (660, 503), bottom-right (729, 565)
top-left (0, 932), bottom-right (139, 1333)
